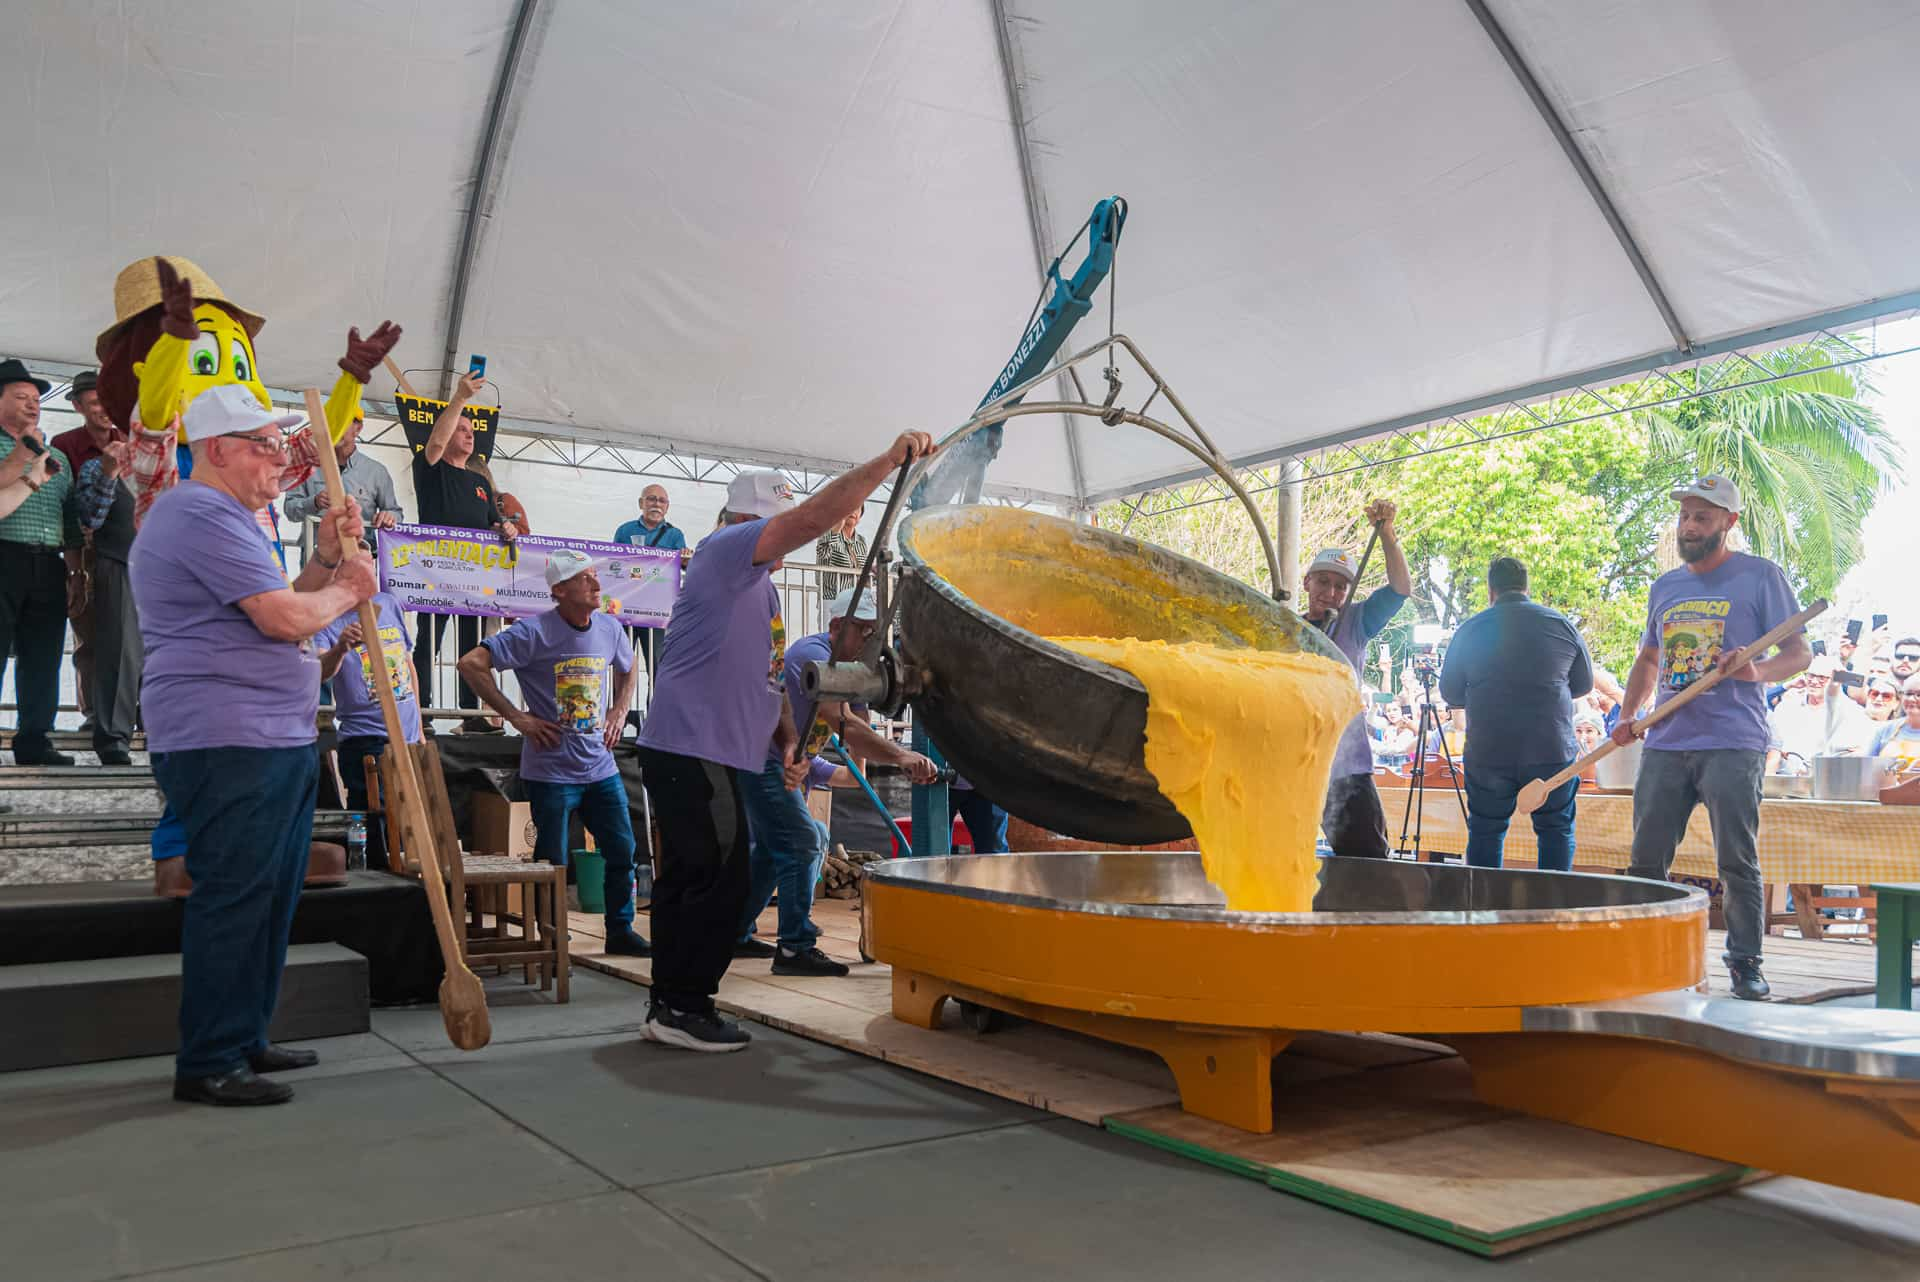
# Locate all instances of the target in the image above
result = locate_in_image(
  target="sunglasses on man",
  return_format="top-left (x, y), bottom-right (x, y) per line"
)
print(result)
top-left (1897, 649), bottom-right (1920, 663)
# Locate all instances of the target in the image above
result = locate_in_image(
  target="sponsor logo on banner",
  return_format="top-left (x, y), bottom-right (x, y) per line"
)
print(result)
top-left (375, 523), bottom-right (680, 627)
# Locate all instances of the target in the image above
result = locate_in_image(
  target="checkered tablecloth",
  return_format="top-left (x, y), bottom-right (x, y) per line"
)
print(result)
top-left (1393, 784), bottom-right (1920, 884)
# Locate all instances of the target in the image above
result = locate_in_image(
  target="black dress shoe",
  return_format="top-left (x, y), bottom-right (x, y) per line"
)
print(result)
top-left (248, 1044), bottom-right (319, 1072)
top-left (97, 748), bottom-right (134, 767)
top-left (13, 746), bottom-right (75, 767)
top-left (605, 925), bottom-right (652, 956)
top-left (173, 1067), bottom-right (294, 1106)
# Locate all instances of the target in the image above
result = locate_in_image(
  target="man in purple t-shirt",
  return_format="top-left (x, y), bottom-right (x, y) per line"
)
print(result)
top-left (1614, 475), bottom-right (1808, 1000)
top-left (1302, 498), bottom-right (1411, 859)
top-left (317, 590), bottom-right (422, 871)
top-left (635, 434), bottom-right (936, 1053)
top-left (131, 384), bottom-right (378, 1107)
top-left (458, 550), bottom-right (645, 953)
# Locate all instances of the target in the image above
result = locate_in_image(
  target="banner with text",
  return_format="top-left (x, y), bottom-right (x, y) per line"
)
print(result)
top-left (376, 524), bottom-right (680, 627)
top-left (395, 393), bottom-right (501, 466)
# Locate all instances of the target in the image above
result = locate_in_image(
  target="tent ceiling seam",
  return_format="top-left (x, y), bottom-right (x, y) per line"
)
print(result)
top-left (992, 0), bottom-right (1087, 505)
top-left (1464, 0), bottom-right (1692, 355)
top-left (437, 0), bottom-right (545, 399)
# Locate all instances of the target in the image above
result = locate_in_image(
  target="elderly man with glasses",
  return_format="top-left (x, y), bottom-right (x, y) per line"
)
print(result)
top-left (132, 384), bottom-right (377, 1107)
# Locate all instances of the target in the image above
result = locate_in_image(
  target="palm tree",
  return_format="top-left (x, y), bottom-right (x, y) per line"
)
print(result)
top-left (1640, 340), bottom-right (1902, 596)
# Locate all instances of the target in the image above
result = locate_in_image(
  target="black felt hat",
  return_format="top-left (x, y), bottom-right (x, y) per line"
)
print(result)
top-left (0, 358), bottom-right (51, 395)
top-left (66, 369), bottom-right (99, 399)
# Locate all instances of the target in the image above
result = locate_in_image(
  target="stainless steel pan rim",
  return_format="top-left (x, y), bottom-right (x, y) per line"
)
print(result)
top-left (866, 851), bottom-right (1708, 927)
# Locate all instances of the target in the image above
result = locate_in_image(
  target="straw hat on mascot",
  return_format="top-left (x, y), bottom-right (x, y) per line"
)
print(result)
top-left (95, 255), bottom-right (399, 451)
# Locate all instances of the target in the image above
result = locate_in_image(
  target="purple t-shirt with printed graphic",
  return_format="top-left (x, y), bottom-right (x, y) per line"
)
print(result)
top-left (316, 592), bottom-right (421, 743)
top-left (638, 520), bottom-right (784, 772)
top-left (483, 609), bottom-right (634, 784)
top-left (1640, 553), bottom-right (1801, 753)
top-left (131, 482), bottom-right (320, 751)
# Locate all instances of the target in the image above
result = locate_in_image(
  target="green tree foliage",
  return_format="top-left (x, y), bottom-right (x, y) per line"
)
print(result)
top-left (1095, 341), bottom-right (1898, 676)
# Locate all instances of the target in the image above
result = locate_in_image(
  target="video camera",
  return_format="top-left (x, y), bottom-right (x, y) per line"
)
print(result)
top-left (1410, 623), bottom-right (1451, 679)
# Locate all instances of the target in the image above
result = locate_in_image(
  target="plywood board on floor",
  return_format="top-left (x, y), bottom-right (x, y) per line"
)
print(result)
top-left (1107, 1058), bottom-right (1753, 1257)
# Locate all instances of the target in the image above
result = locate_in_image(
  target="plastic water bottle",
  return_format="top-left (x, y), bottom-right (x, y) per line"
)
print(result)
top-left (346, 813), bottom-right (367, 871)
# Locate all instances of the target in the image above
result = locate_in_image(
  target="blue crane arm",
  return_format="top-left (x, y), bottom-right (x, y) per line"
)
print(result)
top-left (910, 195), bottom-right (1127, 509)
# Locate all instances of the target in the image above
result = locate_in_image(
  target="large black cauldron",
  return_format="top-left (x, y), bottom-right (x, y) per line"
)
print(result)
top-left (894, 507), bottom-right (1348, 844)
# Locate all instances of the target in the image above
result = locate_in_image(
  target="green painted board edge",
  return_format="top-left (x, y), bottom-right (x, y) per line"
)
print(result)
top-left (1103, 1114), bottom-right (1748, 1256)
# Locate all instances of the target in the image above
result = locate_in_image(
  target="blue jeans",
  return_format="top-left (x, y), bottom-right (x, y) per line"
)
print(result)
top-left (151, 744), bottom-right (317, 1078)
top-left (737, 761), bottom-right (827, 951)
top-left (1463, 760), bottom-right (1577, 871)
top-left (525, 774), bottom-right (637, 927)
top-left (952, 790), bottom-right (1009, 854)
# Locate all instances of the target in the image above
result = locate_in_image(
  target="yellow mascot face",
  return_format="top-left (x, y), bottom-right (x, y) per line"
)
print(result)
top-left (176, 302), bottom-right (271, 411)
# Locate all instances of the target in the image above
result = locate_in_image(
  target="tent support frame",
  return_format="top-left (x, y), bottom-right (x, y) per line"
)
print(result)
top-left (1464, 0), bottom-right (1691, 355)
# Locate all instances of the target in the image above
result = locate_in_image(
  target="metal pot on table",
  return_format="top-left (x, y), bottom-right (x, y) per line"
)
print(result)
top-left (1593, 738), bottom-right (1641, 791)
top-left (1810, 755), bottom-right (1897, 802)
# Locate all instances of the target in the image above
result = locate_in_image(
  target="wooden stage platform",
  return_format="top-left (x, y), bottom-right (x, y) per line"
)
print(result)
top-left (561, 898), bottom-right (1901, 1254)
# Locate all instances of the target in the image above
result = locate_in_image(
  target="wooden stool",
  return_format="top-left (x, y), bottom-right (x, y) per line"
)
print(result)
top-left (377, 743), bottom-right (571, 1002)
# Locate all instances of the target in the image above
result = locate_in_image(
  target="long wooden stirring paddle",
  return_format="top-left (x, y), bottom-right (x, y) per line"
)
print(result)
top-left (1513, 599), bottom-right (1828, 815)
top-left (304, 388), bottom-right (490, 1049)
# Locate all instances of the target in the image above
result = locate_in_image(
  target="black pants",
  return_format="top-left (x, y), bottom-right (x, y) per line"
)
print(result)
top-left (413, 612), bottom-right (481, 710)
top-left (635, 745), bottom-right (750, 1014)
top-left (1321, 772), bottom-right (1391, 859)
top-left (0, 541), bottom-right (69, 754)
top-left (337, 734), bottom-right (391, 870)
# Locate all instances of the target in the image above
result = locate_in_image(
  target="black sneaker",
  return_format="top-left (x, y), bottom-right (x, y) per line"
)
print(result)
top-left (604, 926), bottom-right (651, 956)
top-left (642, 1003), bottom-right (751, 1053)
top-left (732, 938), bottom-right (777, 959)
top-left (772, 946), bottom-right (851, 978)
top-left (1727, 956), bottom-right (1770, 1001)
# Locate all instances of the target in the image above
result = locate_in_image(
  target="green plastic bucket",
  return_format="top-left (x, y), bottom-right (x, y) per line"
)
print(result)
top-left (573, 849), bottom-right (605, 913)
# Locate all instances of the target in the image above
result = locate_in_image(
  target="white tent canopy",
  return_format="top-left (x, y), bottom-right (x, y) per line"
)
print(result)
top-left (7, 0), bottom-right (1919, 507)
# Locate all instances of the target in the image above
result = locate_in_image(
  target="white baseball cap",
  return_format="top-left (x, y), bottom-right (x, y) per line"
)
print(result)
top-left (181, 383), bottom-right (303, 445)
top-left (1306, 547), bottom-right (1359, 582)
top-left (725, 470), bottom-right (796, 520)
top-left (827, 586), bottom-right (879, 622)
top-left (1670, 473), bottom-right (1743, 513)
top-left (544, 548), bottom-right (595, 588)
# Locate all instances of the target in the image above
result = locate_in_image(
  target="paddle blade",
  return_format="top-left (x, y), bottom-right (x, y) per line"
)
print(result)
top-left (1512, 779), bottom-right (1550, 816)
top-left (440, 971), bottom-right (492, 1050)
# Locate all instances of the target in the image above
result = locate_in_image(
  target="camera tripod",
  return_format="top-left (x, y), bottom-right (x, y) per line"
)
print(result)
top-left (1395, 665), bottom-right (1469, 860)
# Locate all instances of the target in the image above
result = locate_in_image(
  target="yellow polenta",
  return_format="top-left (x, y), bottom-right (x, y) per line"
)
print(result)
top-left (1051, 636), bottom-right (1360, 912)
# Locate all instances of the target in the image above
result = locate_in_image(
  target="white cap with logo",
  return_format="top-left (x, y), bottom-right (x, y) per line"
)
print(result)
top-left (1306, 547), bottom-right (1359, 582)
top-left (725, 470), bottom-right (796, 519)
top-left (826, 586), bottom-right (879, 622)
top-left (544, 548), bottom-right (595, 588)
top-left (1670, 473), bottom-right (1743, 513)
top-left (182, 383), bottom-right (303, 445)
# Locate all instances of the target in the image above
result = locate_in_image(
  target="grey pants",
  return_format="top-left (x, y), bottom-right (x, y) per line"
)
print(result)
top-left (89, 556), bottom-right (143, 753)
top-left (1627, 748), bottom-right (1765, 963)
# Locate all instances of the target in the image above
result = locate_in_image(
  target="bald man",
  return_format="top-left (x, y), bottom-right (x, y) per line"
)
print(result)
top-left (614, 485), bottom-right (688, 692)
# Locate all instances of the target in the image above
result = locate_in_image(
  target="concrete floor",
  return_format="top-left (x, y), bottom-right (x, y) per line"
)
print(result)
top-left (6, 971), bottom-right (1920, 1281)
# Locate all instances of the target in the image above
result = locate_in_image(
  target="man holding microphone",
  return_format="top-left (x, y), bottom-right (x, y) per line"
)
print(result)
top-left (1438, 557), bottom-right (1593, 869)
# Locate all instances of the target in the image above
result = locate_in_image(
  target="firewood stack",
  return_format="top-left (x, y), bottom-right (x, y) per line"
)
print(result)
top-left (821, 844), bottom-right (886, 900)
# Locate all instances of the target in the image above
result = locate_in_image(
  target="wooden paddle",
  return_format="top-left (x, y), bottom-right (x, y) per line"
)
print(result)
top-left (305, 388), bottom-right (491, 1049)
top-left (1513, 598), bottom-right (1829, 815)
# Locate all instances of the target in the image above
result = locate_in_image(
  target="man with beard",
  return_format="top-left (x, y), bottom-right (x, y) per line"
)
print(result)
top-left (1613, 476), bottom-right (1809, 1001)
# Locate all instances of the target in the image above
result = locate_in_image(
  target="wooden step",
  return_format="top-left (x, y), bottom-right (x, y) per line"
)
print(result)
top-left (0, 942), bottom-right (368, 1072)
